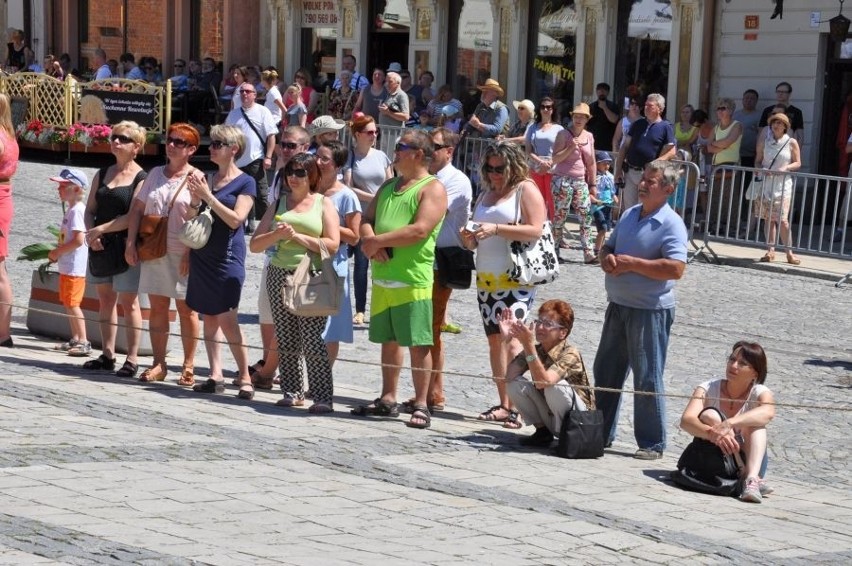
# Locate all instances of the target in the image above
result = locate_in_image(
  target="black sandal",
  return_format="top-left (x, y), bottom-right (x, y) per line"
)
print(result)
top-left (193, 379), bottom-right (225, 394)
top-left (351, 398), bottom-right (399, 417)
top-left (83, 354), bottom-right (116, 371)
top-left (115, 360), bottom-right (138, 378)
top-left (406, 406), bottom-right (432, 429)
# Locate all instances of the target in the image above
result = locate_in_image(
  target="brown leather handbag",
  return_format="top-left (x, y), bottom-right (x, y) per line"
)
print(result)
top-left (137, 175), bottom-right (189, 261)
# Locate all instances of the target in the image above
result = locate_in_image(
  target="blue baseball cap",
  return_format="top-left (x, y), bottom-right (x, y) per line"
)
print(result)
top-left (595, 151), bottom-right (613, 163)
top-left (49, 168), bottom-right (89, 189)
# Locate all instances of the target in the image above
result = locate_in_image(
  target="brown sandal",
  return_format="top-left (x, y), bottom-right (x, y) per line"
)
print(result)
top-left (139, 364), bottom-right (167, 382)
top-left (177, 366), bottom-right (195, 387)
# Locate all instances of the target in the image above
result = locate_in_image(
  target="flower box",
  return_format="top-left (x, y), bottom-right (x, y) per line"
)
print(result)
top-left (26, 269), bottom-right (171, 356)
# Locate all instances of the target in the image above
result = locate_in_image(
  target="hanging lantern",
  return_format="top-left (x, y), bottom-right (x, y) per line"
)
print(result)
top-left (830, 13), bottom-right (851, 42)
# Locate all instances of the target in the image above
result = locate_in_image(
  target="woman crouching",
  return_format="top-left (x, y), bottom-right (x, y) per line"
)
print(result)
top-left (679, 341), bottom-right (776, 503)
top-left (504, 299), bottom-right (594, 447)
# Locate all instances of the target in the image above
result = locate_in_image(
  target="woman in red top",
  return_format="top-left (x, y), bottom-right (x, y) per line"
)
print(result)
top-left (294, 68), bottom-right (320, 123)
top-left (0, 94), bottom-right (19, 347)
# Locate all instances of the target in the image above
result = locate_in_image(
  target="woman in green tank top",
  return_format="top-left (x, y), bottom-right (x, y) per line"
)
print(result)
top-left (249, 153), bottom-right (340, 412)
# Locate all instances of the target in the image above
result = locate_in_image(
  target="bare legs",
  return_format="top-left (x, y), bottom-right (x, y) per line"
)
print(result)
top-left (0, 260), bottom-right (11, 343)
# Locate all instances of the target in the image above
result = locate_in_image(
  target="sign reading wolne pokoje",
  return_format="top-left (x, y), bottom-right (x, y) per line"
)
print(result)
top-left (81, 89), bottom-right (157, 128)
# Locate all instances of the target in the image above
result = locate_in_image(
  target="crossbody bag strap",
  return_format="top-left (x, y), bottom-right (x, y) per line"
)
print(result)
top-left (513, 183), bottom-right (525, 224)
top-left (240, 107), bottom-right (267, 147)
top-left (164, 173), bottom-right (190, 216)
top-left (767, 137), bottom-right (791, 169)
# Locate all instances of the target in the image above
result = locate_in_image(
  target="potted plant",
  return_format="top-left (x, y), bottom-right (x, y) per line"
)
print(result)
top-left (66, 122), bottom-right (113, 153)
top-left (15, 119), bottom-right (65, 150)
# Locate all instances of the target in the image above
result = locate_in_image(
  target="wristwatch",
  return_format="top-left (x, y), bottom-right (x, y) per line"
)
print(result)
top-left (525, 353), bottom-right (538, 364)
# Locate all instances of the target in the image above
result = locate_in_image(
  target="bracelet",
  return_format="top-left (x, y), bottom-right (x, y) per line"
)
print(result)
top-left (524, 353), bottom-right (538, 364)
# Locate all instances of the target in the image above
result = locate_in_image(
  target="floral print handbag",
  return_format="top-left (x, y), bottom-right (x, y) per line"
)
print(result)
top-left (507, 184), bottom-right (559, 286)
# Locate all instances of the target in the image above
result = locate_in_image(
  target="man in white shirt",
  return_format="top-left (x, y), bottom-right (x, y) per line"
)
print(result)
top-left (422, 127), bottom-right (472, 412)
top-left (93, 49), bottom-right (112, 80)
top-left (225, 83), bottom-right (278, 232)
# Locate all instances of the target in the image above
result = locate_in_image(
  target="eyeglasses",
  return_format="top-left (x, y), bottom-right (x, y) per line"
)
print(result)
top-left (395, 142), bottom-right (417, 152)
top-left (209, 140), bottom-right (232, 149)
top-left (483, 164), bottom-right (507, 174)
top-left (166, 137), bottom-right (190, 148)
top-left (360, 130), bottom-right (378, 136)
top-left (239, 88), bottom-right (256, 94)
top-left (280, 141), bottom-right (301, 150)
top-left (540, 105), bottom-right (553, 110)
top-left (285, 169), bottom-right (309, 178)
top-left (716, 107), bottom-right (728, 111)
top-left (533, 318), bottom-right (564, 330)
top-left (727, 356), bottom-right (752, 368)
top-left (433, 143), bottom-right (452, 151)
top-left (110, 133), bottom-right (134, 144)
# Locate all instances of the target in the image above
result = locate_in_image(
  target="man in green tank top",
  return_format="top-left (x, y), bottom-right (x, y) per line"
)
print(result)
top-left (352, 130), bottom-right (447, 429)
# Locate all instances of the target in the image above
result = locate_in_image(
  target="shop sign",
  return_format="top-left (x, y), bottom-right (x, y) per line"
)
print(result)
top-left (744, 14), bottom-right (759, 41)
top-left (533, 58), bottom-right (575, 81)
top-left (302, 0), bottom-right (338, 27)
top-left (80, 89), bottom-right (157, 128)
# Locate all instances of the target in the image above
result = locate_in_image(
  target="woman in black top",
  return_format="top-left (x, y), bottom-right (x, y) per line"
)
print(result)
top-left (83, 121), bottom-right (148, 377)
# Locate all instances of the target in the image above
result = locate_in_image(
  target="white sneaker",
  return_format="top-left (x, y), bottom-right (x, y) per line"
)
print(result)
top-left (67, 341), bottom-right (92, 357)
top-left (54, 339), bottom-right (82, 351)
top-left (740, 477), bottom-right (762, 503)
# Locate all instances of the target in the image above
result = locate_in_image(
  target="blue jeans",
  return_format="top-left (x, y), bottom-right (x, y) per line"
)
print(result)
top-left (352, 242), bottom-right (369, 314)
top-left (593, 302), bottom-right (674, 452)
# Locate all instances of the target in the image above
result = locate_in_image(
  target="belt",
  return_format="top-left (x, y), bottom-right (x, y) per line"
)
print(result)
top-left (625, 163), bottom-right (644, 171)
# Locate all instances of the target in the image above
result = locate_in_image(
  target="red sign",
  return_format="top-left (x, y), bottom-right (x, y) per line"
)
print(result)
top-left (744, 15), bottom-right (759, 30)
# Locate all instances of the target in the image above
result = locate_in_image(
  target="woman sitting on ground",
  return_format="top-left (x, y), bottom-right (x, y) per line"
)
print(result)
top-left (504, 299), bottom-right (594, 447)
top-left (679, 341), bottom-right (776, 503)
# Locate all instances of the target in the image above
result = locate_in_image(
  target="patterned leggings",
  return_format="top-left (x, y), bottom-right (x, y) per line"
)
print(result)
top-left (552, 176), bottom-right (592, 252)
top-left (266, 264), bottom-right (333, 404)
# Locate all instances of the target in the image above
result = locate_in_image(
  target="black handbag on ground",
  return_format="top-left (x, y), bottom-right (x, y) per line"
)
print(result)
top-left (555, 390), bottom-right (604, 459)
top-left (435, 245), bottom-right (475, 289)
top-left (88, 232), bottom-right (129, 277)
top-left (670, 408), bottom-right (744, 496)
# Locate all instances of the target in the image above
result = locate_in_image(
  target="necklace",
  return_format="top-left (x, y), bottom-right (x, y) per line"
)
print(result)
top-left (722, 381), bottom-right (751, 412)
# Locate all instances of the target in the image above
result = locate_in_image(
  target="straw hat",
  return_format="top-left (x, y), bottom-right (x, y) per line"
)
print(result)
top-left (309, 115), bottom-right (346, 137)
top-left (768, 112), bottom-right (790, 130)
top-left (570, 102), bottom-right (591, 118)
top-left (477, 78), bottom-right (504, 97)
top-left (512, 99), bottom-right (535, 113)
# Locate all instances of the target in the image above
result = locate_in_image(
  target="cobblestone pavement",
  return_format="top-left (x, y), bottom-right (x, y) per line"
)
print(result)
top-left (1, 157), bottom-right (850, 564)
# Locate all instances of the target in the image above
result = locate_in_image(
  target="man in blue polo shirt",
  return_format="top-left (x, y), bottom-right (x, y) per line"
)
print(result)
top-left (593, 159), bottom-right (688, 460)
top-left (614, 93), bottom-right (676, 212)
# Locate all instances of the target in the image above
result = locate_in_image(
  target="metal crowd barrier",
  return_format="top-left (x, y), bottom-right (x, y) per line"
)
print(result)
top-left (703, 164), bottom-right (851, 283)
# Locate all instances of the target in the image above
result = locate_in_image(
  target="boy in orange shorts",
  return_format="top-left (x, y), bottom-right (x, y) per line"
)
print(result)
top-left (47, 168), bottom-right (91, 356)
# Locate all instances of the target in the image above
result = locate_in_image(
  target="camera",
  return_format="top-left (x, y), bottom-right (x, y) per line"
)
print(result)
top-left (465, 221), bottom-right (481, 232)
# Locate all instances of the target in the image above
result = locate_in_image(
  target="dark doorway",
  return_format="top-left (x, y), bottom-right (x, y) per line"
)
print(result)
top-left (368, 0), bottom-right (410, 73)
top-left (819, 40), bottom-right (852, 177)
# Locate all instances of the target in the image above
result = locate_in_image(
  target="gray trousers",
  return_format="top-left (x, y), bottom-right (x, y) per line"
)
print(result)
top-left (507, 376), bottom-right (586, 435)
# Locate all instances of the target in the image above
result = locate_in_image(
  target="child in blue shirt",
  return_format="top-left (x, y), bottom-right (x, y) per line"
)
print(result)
top-left (591, 151), bottom-right (618, 257)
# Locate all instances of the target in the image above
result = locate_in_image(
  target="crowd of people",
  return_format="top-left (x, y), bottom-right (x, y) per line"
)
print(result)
top-left (0, 59), bottom-right (787, 501)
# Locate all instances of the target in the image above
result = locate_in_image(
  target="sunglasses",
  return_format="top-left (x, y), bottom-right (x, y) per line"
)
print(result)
top-left (166, 137), bottom-right (190, 148)
top-left (110, 133), bottom-right (134, 144)
top-left (209, 140), bottom-right (232, 149)
top-left (360, 130), bottom-right (378, 136)
top-left (395, 142), bottom-right (417, 152)
top-left (280, 141), bottom-right (301, 150)
top-left (285, 169), bottom-right (309, 178)
top-left (433, 143), bottom-right (452, 151)
top-left (540, 105), bottom-right (553, 110)
top-left (483, 164), bottom-right (507, 174)
top-left (533, 318), bottom-right (564, 330)
top-left (239, 88), bottom-right (256, 94)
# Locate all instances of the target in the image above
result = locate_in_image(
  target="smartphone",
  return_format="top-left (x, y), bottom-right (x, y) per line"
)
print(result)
top-left (465, 221), bottom-right (481, 232)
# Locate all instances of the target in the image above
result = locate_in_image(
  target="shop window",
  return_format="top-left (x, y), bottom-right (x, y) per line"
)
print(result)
top-left (625, 0), bottom-right (672, 99)
top-left (448, 0), bottom-right (493, 117)
top-left (527, 0), bottom-right (577, 122)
